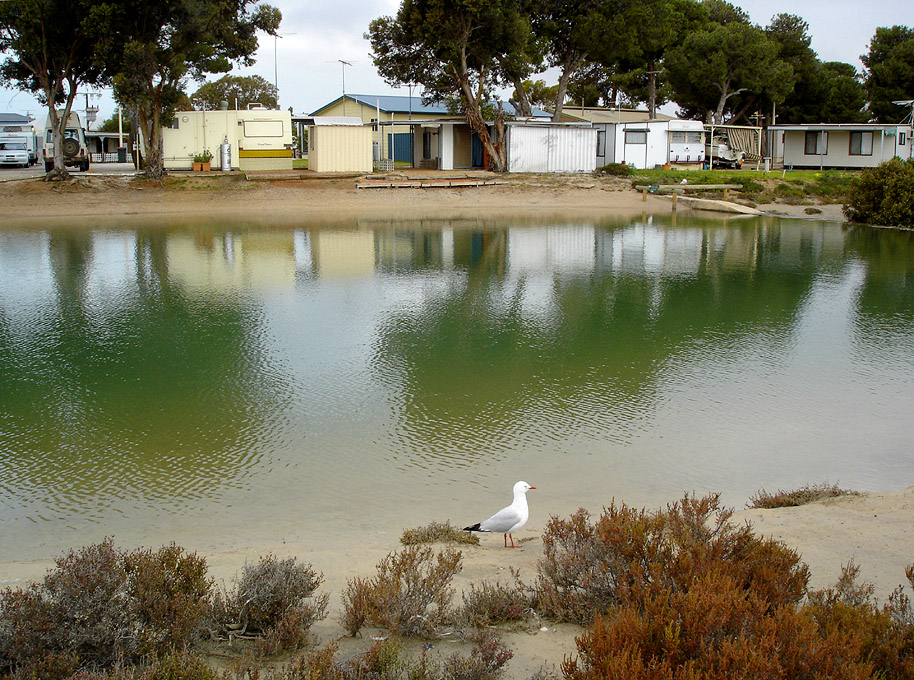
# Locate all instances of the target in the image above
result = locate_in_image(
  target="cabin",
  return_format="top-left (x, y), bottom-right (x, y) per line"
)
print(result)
top-left (307, 117), bottom-right (373, 173)
top-left (593, 119), bottom-right (706, 169)
top-left (160, 106), bottom-right (293, 171)
top-left (504, 122), bottom-right (597, 173)
top-left (770, 123), bottom-right (913, 169)
top-left (311, 94), bottom-right (551, 171)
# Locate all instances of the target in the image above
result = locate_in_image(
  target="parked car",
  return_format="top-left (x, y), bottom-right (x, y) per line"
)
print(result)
top-left (0, 141), bottom-right (30, 167)
top-left (41, 111), bottom-right (90, 172)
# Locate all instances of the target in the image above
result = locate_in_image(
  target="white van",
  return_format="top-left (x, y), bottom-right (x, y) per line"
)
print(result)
top-left (42, 111), bottom-right (90, 172)
top-left (0, 123), bottom-right (38, 165)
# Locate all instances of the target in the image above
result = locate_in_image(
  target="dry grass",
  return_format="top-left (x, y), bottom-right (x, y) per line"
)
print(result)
top-left (748, 483), bottom-right (860, 509)
top-left (400, 520), bottom-right (480, 546)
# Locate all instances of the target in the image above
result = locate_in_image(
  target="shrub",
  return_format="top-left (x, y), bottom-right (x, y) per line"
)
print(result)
top-left (401, 521), bottom-right (480, 546)
top-left (443, 631), bottom-right (514, 680)
top-left (341, 546), bottom-right (462, 638)
top-left (536, 493), bottom-right (809, 625)
top-left (454, 570), bottom-right (533, 629)
top-left (596, 163), bottom-right (634, 177)
top-left (748, 482), bottom-right (859, 509)
top-left (0, 540), bottom-right (215, 678)
top-left (124, 543), bottom-right (213, 657)
top-left (844, 157), bottom-right (914, 227)
top-left (212, 554), bottom-right (328, 649)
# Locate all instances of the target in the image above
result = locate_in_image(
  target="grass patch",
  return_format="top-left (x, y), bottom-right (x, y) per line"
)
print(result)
top-left (401, 521), bottom-right (480, 546)
top-left (748, 482), bottom-right (860, 509)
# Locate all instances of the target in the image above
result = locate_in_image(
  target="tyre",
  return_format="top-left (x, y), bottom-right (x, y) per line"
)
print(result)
top-left (62, 138), bottom-right (79, 157)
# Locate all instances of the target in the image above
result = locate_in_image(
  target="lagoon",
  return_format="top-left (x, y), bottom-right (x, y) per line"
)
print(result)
top-left (1, 214), bottom-right (913, 564)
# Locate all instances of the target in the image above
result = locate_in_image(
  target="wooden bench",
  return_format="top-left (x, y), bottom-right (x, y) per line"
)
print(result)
top-left (635, 184), bottom-right (742, 205)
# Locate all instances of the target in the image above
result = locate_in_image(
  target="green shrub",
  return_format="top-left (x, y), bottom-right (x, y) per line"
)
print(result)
top-left (212, 554), bottom-right (328, 649)
top-left (748, 482), bottom-right (859, 509)
top-left (596, 163), bottom-right (634, 177)
top-left (341, 546), bottom-right (462, 638)
top-left (536, 494), bottom-right (809, 625)
top-left (844, 157), bottom-right (914, 227)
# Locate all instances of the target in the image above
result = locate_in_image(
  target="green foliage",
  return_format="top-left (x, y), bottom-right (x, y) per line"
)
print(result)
top-left (749, 483), bottom-right (860, 509)
top-left (211, 554), bottom-right (328, 648)
top-left (596, 163), bottom-right (635, 177)
top-left (862, 26), bottom-right (914, 123)
top-left (341, 545), bottom-right (462, 638)
top-left (401, 520), bottom-right (481, 546)
top-left (97, 111), bottom-right (132, 134)
top-left (844, 158), bottom-right (914, 227)
top-left (666, 16), bottom-right (794, 124)
top-left (193, 150), bottom-right (214, 164)
top-left (536, 493), bottom-right (809, 625)
top-left (190, 74), bottom-right (279, 111)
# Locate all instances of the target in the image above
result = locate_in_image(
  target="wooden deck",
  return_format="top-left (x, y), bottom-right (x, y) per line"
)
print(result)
top-left (357, 177), bottom-right (509, 189)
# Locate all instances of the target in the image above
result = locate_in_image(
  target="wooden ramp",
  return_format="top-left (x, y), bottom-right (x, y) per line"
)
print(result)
top-left (357, 177), bottom-right (508, 189)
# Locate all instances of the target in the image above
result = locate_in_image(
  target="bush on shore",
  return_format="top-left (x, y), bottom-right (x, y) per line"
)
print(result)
top-left (748, 482), bottom-right (859, 508)
top-left (844, 158), bottom-right (914, 227)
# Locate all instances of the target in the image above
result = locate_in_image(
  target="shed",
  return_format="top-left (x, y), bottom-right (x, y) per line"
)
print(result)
top-left (769, 123), bottom-right (913, 169)
top-left (308, 116), bottom-right (373, 173)
top-left (505, 123), bottom-right (597, 173)
top-left (161, 107), bottom-right (293, 171)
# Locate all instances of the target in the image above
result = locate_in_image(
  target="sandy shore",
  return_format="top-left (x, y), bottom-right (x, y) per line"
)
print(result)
top-left (0, 169), bottom-right (848, 226)
top-left (1, 488), bottom-right (910, 678)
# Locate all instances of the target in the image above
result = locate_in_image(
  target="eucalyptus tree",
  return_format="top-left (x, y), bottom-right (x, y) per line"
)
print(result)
top-left (367, 0), bottom-right (533, 172)
top-left (862, 25), bottom-right (914, 123)
top-left (0, 0), bottom-right (105, 179)
top-left (95, 0), bottom-right (281, 178)
top-left (191, 74), bottom-right (279, 111)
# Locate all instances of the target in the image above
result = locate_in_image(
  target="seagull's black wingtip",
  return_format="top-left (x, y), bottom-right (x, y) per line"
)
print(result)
top-left (463, 523), bottom-right (482, 532)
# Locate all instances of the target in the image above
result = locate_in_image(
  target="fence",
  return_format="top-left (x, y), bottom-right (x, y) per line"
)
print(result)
top-left (90, 152), bottom-right (120, 163)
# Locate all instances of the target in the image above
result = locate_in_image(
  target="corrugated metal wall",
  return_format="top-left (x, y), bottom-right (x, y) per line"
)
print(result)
top-left (506, 126), bottom-right (597, 173)
top-left (309, 125), bottom-right (373, 172)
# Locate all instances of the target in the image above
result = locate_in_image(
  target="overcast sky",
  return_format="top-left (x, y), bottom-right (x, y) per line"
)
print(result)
top-left (1, 0), bottom-right (909, 125)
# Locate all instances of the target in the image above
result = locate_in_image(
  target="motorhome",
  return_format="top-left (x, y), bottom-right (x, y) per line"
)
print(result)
top-left (42, 111), bottom-right (90, 172)
top-left (0, 122), bottom-right (38, 165)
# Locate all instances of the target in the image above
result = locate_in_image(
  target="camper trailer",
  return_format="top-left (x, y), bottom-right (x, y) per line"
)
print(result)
top-left (42, 111), bottom-right (90, 172)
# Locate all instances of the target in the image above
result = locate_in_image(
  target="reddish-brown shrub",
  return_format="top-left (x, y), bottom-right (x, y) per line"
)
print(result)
top-left (537, 493), bottom-right (809, 625)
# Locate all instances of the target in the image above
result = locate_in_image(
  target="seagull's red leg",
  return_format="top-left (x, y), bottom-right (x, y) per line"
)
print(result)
top-left (504, 533), bottom-right (508, 548)
top-left (509, 534), bottom-right (517, 548)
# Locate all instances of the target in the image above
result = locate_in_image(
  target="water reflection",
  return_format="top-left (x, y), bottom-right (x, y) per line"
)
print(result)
top-left (1, 215), bottom-right (913, 561)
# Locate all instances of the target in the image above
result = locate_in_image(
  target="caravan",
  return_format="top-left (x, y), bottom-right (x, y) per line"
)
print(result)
top-left (42, 111), bottom-right (90, 172)
top-left (0, 121), bottom-right (38, 166)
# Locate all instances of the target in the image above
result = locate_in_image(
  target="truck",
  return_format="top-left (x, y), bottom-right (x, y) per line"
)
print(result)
top-left (42, 111), bottom-right (90, 172)
top-left (0, 123), bottom-right (38, 165)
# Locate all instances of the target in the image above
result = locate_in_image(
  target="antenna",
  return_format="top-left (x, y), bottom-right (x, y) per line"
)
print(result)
top-left (892, 100), bottom-right (914, 125)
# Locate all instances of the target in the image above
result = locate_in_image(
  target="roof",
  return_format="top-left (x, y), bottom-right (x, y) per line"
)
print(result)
top-left (571, 107), bottom-right (674, 123)
top-left (769, 123), bottom-right (910, 131)
top-left (312, 94), bottom-right (551, 118)
top-left (0, 112), bottom-right (34, 125)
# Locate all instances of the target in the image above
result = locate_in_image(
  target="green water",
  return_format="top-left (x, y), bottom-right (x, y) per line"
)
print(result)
top-left (1, 214), bottom-right (913, 563)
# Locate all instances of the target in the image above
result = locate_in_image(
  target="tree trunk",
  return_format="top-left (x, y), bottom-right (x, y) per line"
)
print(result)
top-left (139, 98), bottom-right (166, 179)
top-left (511, 77), bottom-right (533, 117)
top-left (454, 51), bottom-right (506, 172)
top-left (552, 53), bottom-right (584, 122)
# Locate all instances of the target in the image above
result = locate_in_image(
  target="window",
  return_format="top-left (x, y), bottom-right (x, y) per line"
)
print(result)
top-left (625, 130), bottom-right (647, 144)
top-left (687, 132), bottom-right (703, 143)
top-left (670, 131), bottom-right (686, 144)
top-left (804, 131), bottom-right (826, 155)
top-left (849, 131), bottom-right (873, 155)
top-left (900, 132), bottom-right (907, 145)
top-left (423, 131), bottom-right (432, 159)
top-left (596, 130), bottom-right (606, 157)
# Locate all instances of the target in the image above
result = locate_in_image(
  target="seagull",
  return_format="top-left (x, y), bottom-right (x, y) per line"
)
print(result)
top-left (463, 481), bottom-right (536, 548)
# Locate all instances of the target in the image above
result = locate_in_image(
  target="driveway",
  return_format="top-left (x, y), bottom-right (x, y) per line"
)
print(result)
top-left (0, 162), bottom-right (138, 181)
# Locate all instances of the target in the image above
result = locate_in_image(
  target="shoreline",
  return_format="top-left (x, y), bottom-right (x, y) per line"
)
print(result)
top-left (0, 171), bottom-right (849, 225)
top-left (1, 487), bottom-right (911, 679)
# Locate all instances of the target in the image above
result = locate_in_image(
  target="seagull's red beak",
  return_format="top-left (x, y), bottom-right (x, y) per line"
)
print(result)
top-left (529, 486), bottom-right (537, 490)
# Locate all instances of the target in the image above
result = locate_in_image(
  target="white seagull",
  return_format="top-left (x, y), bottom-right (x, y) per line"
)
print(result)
top-left (463, 481), bottom-right (536, 548)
